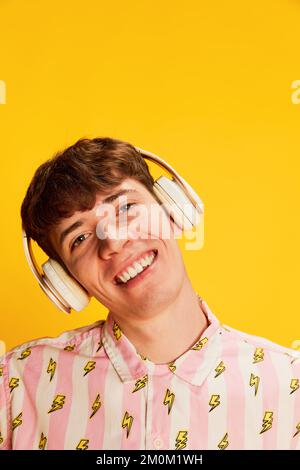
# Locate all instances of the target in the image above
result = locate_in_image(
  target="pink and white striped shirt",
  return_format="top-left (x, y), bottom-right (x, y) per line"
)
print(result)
top-left (0, 297), bottom-right (300, 450)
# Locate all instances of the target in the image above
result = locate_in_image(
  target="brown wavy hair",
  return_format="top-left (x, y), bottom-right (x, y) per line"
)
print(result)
top-left (21, 137), bottom-right (158, 263)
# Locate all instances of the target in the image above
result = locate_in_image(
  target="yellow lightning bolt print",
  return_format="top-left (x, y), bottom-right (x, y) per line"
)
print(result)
top-left (0, 366), bottom-right (3, 377)
top-left (9, 377), bottom-right (19, 393)
top-left (132, 375), bottom-right (148, 393)
top-left (215, 361), bottom-right (225, 378)
top-left (260, 411), bottom-right (273, 434)
top-left (290, 378), bottom-right (299, 395)
top-left (83, 361), bottom-right (96, 376)
top-left (253, 347), bottom-right (264, 364)
top-left (48, 394), bottom-right (66, 413)
top-left (47, 358), bottom-right (56, 382)
top-left (192, 337), bottom-right (208, 351)
top-left (209, 394), bottom-right (221, 412)
top-left (168, 361), bottom-right (176, 373)
top-left (39, 432), bottom-right (47, 450)
top-left (76, 439), bottom-right (89, 450)
top-left (17, 347), bottom-right (31, 360)
top-left (90, 394), bottom-right (101, 418)
top-left (0, 432), bottom-right (3, 445)
top-left (249, 373), bottom-right (260, 396)
top-left (293, 422), bottom-right (300, 438)
top-left (12, 412), bottom-right (23, 431)
top-left (218, 432), bottom-right (229, 450)
top-left (113, 322), bottom-right (122, 340)
top-left (64, 344), bottom-right (75, 351)
top-left (122, 411), bottom-right (133, 438)
top-left (175, 431), bottom-right (188, 450)
top-left (163, 389), bottom-right (175, 415)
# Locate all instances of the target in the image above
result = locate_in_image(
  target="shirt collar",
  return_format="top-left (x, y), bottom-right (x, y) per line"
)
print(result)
top-left (102, 295), bottom-right (222, 387)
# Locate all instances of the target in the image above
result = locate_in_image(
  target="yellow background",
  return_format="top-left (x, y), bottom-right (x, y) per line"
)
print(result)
top-left (0, 0), bottom-right (299, 353)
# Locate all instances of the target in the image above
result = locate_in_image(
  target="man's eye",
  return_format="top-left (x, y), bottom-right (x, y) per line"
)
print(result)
top-left (71, 233), bottom-right (89, 250)
top-left (118, 202), bottom-right (136, 214)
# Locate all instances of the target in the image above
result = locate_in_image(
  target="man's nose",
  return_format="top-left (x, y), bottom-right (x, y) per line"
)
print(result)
top-left (97, 222), bottom-right (130, 260)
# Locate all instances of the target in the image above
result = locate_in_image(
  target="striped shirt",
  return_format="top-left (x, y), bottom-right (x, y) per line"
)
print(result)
top-left (0, 297), bottom-right (299, 450)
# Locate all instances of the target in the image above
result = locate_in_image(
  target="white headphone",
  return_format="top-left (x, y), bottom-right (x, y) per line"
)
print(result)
top-left (22, 146), bottom-right (204, 314)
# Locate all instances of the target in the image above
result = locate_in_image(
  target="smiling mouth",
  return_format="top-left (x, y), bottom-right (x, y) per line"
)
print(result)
top-left (113, 249), bottom-right (158, 286)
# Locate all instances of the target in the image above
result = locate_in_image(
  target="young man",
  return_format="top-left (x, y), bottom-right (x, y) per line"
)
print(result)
top-left (0, 137), bottom-right (299, 450)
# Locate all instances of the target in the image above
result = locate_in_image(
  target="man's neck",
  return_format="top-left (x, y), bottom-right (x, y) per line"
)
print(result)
top-left (109, 279), bottom-right (209, 365)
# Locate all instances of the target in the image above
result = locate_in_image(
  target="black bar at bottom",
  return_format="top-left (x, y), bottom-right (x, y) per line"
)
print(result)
top-left (0, 450), bottom-right (299, 466)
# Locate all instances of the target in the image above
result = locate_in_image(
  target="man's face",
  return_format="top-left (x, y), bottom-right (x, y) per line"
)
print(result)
top-left (50, 178), bottom-right (186, 320)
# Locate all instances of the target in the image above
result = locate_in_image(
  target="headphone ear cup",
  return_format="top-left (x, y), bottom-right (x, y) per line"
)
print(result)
top-left (153, 182), bottom-right (191, 231)
top-left (153, 176), bottom-right (203, 231)
top-left (42, 259), bottom-right (90, 312)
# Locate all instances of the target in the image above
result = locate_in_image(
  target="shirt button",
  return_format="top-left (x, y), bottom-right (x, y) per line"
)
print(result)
top-left (154, 437), bottom-right (163, 449)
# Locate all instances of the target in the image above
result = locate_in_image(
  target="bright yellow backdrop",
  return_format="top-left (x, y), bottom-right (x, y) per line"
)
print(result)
top-left (0, 0), bottom-right (299, 353)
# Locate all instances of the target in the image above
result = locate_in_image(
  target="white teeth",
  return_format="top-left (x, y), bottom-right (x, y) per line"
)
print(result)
top-left (140, 258), bottom-right (148, 267)
top-left (128, 267), bottom-right (136, 277)
top-left (133, 262), bottom-right (143, 273)
top-left (116, 251), bottom-right (156, 284)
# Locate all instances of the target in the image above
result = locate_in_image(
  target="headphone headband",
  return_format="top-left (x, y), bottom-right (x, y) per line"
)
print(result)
top-left (135, 147), bottom-right (202, 212)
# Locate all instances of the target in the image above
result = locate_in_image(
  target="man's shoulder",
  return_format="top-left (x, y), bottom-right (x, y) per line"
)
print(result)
top-left (220, 322), bottom-right (300, 364)
top-left (0, 318), bottom-right (106, 365)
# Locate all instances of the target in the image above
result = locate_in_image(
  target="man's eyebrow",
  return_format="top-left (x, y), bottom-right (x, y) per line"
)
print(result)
top-left (59, 189), bottom-right (139, 246)
top-left (101, 188), bottom-right (139, 204)
top-left (59, 220), bottom-right (86, 246)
